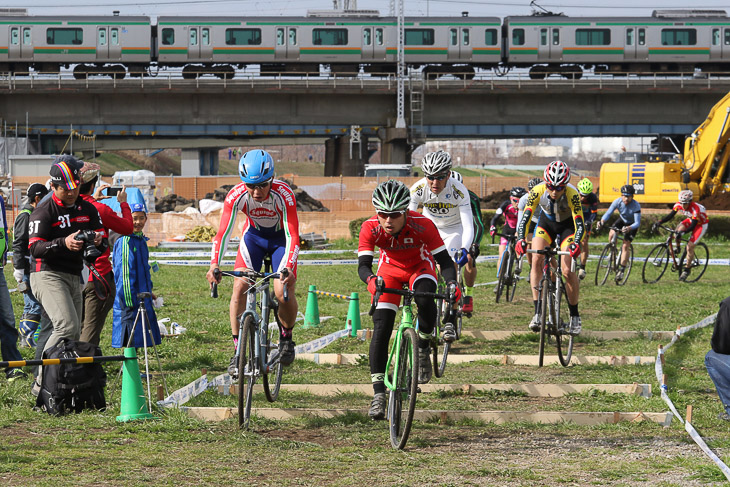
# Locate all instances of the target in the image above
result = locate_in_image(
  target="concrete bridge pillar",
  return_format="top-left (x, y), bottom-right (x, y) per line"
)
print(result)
top-left (324, 134), bottom-right (368, 176)
top-left (181, 148), bottom-right (219, 176)
top-left (378, 127), bottom-right (408, 165)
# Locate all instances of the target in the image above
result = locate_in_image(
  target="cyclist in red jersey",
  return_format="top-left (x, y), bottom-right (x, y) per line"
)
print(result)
top-left (358, 180), bottom-right (460, 420)
top-left (206, 150), bottom-right (299, 377)
top-left (652, 189), bottom-right (709, 281)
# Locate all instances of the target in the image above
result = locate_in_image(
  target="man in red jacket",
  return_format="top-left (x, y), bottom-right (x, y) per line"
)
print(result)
top-left (77, 162), bottom-right (134, 347)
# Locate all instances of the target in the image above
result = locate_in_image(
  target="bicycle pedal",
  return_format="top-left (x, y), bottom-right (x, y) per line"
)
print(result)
top-left (416, 387), bottom-right (422, 393)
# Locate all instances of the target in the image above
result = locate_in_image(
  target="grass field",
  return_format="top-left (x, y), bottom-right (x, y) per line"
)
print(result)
top-left (1, 237), bottom-right (730, 486)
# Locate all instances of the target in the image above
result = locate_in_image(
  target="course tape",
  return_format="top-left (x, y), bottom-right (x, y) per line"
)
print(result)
top-left (654, 313), bottom-right (730, 481)
top-left (158, 325), bottom-right (352, 408)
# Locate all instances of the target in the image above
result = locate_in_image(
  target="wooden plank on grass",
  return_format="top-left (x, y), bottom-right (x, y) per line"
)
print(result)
top-left (218, 383), bottom-right (652, 398)
top-left (184, 407), bottom-right (672, 426)
top-left (296, 353), bottom-right (655, 366)
top-left (357, 330), bottom-right (675, 341)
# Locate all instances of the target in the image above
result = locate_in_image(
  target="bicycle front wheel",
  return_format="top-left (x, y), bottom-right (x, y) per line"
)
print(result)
top-left (555, 285), bottom-right (573, 367)
top-left (495, 251), bottom-right (508, 303)
top-left (595, 244), bottom-right (613, 286)
top-left (642, 244), bottom-right (669, 284)
top-left (679, 242), bottom-right (709, 283)
top-left (389, 328), bottom-right (419, 450)
top-left (538, 278), bottom-right (550, 368)
top-left (615, 243), bottom-right (633, 286)
top-left (505, 249), bottom-right (518, 302)
top-left (262, 304), bottom-right (283, 402)
top-left (238, 315), bottom-right (257, 429)
top-left (433, 334), bottom-right (450, 378)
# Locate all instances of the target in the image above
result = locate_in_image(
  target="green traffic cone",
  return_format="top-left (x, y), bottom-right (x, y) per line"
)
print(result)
top-left (303, 285), bottom-right (320, 328)
top-left (347, 292), bottom-right (361, 337)
top-left (116, 347), bottom-right (157, 422)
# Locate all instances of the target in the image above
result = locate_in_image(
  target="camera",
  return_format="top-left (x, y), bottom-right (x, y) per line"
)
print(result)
top-left (107, 186), bottom-right (123, 196)
top-left (74, 230), bottom-right (102, 262)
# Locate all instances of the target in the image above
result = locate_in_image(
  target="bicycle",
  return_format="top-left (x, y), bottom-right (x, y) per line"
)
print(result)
top-left (493, 232), bottom-right (522, 303)
top-left (642, 224), bottom-right (709, 284)
top-left (211, 259), bottom-right (289, 429)
top-left (526, 246), bottom-right (574, 367)
top-left (594, 225), bottom-right (634, 286)
top-left (369, 277), bottom-right (455, 449)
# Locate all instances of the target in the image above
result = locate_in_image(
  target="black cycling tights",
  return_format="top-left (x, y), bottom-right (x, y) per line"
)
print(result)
top-left (369, 278), bottom-right (437, 376)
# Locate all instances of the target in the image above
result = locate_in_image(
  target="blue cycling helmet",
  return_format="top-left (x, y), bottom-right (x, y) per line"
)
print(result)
top-left (239, 149), bottom-right (274, 184)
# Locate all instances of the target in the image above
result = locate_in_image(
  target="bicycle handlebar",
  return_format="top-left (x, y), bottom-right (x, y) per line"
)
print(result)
top-left (368, 276), bottom-right (456, 319)
top-left (210, 268), bottom-right (289, 301)
top-left (527, 247), bottom-right (576, 272)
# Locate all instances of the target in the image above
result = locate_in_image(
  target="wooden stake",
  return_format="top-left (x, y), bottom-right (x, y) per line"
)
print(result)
top-left (686, 404), bottom-right (693, 423)
top-left (201, 368), bottom-right (207, 376)
top-left (157, 385), bottom-right (165, 401)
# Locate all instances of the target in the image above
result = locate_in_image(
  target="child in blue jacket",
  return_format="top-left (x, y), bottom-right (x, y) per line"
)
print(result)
top-left (112, 203), bottom-right (161, 348)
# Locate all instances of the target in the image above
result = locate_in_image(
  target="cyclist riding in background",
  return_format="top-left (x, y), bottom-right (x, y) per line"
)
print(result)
top-left (515, 160), bottom-right (584, 336)
top-left (450, 171), bottom-right (485, 269)
top-left (576, 178), bottom-right (599, 280)
top-left (490, 187), bottom-right (527, 279)
top-left (359, 180), bottom-right (460, 420)
top-left (595, 184), bottom-right (641, 281)
top-left (652, 189), bottom-right (708, 281)
top-left (409, 150), bottom-right (477, 313)
top-left (206, 149), bottom-right (300, 377)
top-left (517, 177), bottom-right (544, 272)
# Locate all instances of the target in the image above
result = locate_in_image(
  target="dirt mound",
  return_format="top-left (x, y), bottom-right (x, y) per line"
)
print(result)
top-left (113, 150), bottom-right (179, 175)
top-left (480, 190), bottom-right (510, 209)
top-left (699, 190), bottom-right (730, 210)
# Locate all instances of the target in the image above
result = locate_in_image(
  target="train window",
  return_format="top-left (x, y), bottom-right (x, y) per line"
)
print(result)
top-left (661, 29), bottom-right (696, 46)
top-left (540, 28), bottom-right (547, 46)
top-left (576, 29), bottom-right (611, 46)
top-left (725, 29), bottom-right (730, 45)
top-left (226, 29), bottom-right (262, 46)
top-left (626, 29), bottom-right (634, 46)
top-left (484, 29), bottom-right (497, 46)
top-left (363, 28), bottom-right (371, 46)
top-left (111, 28), bottom-right (119, 46)
top-left (552, 29), bottom-right (560, 45)
top-left (23, 28), bottom-right (31, 45)
top-left (462, 29), bottom-right (470, 46)
top-left (405, 29), bottom-right (435, 46)
top-left (512, 29), bottom-right (525, 46)
top-left (450, 29), bottom-right (457, 46)
top-left (638, 29), bottom-right (645, 46)
top-left (202, 28), bottom-right (210, 46)
top-left (289, 29), bottom-right (297, 46)
top-left (46, 28), bottom-right (83, 45)
top-left (189, 29), bottom-right (198, 46)
top-left (98, 29), bottom-right (107, 46)
top-left (313, 29), bottom-right (347, 46)
top-left (713, 28), bottom-right (720, 46)
top-left (162, 28), bottom-right (175, 45)
top-left (277, 28), bottom-right (285, 46)
top-left (375, 28), bottom-right (384, 45)
top-left (11, 28), bottom-right (19, 46)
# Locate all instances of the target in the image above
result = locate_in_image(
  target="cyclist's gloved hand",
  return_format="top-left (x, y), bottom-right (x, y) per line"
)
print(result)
top-left (489, 225), bottom-right (496, 237)
top-left (456, 249), bottom-right (469, 267)
top-left (651, 222), bottom-right (658, 233)
top-left (366, 275), bottom-right (378, 295)
top-left (595, 220), bottom-right (603, 231)
top-left (12, 269), bottom-right (23, 283)
top-left (568, 242), bottom-right (581, 258)
top-left (447, 281), bottom-right (461, 304)
top-left (469, 242), bottom-right (480, 259)
top-left (515, 239), bottom-right (527, 257)
top-left (621, 225), bottom-right (631, 234)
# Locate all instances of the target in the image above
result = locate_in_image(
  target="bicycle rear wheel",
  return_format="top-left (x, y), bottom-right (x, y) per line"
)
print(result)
top-left (495, 251), bottom-right (508, 303)
top-left (504, 250), bottom-right (518, 302)
top-left (595, 244), bottom-right (612, 286)
top-left (433, 334), bottom-right (450, 378)
top-left (538, 278), bottom-right (550, 368)
top-left (389, 328), bottom-right (419, 450)
top-left (555, 285), bottom-right (573, 367)
top-left (642, 244), bottom-right (669, 283)
top-left (262, 303), bottom-right (283, 402)
top-left (679, 242), bottom-right (709, 283)
top-left (238, 315), bottom-right (256, 429)
top-left (615, 244), bottom-right (633, 286)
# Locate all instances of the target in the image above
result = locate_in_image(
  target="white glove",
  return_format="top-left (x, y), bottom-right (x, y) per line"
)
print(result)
top-left (621, 226), bottom-right (632, 234)
top-left (13, 269), bottom-right (24, 283)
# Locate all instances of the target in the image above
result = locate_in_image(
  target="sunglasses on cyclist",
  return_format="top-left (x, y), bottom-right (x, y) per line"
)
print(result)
top-left (377, 210), bottom-right (405, 219)
top-left (546, 184), bottom-right (566, 192)
top-left (247, 179), bottom-right (272, 190)
top-left (426, 172), bottom-right (449, 181)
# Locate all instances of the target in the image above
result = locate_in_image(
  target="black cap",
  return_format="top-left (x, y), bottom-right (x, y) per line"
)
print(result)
top-left (49, 155), bottom-right (83, 190)
top-left (27, 183), bottom-right (49, 200)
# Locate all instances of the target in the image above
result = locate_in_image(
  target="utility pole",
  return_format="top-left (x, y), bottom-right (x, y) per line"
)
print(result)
top-left (395, 0), bottom-right (406, 129)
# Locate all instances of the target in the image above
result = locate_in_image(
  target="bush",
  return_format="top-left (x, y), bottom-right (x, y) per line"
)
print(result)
top-left (349, 216), bottom-right (370, 239)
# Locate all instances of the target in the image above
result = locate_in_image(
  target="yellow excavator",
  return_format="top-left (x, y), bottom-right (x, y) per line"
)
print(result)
top-left (600, 91), bottom-right (730, 204)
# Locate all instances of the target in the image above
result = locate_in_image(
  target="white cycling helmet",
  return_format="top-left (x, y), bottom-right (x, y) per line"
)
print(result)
top-left (421, 150), bottom-right (452, 176)
top-left (543, 160), bottom-right (571, 187)
top-left (450, 170), bottom-right (463, 183)
top-left (678, 189), bottom-right (693, 204)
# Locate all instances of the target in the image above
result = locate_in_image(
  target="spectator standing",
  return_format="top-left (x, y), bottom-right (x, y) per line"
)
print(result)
top-left (706, 296), bottom-right (730, 421)
top-left (77, 162), bottom-right (134, 346)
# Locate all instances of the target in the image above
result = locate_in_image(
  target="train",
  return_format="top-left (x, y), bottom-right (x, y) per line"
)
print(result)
top-left (2, 9), bottom-right (730, 80)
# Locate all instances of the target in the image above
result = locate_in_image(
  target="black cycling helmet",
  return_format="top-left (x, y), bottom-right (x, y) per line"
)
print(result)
top-left (510, 187), bottom-right (527, 199)
top-left (528, 177), bottom-right (542, 190)
top-left (620, 184), bottom-right (635, 196)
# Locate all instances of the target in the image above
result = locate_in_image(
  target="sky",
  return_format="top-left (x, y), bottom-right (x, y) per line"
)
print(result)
top-left (10, 1), bottom-right (730, 19)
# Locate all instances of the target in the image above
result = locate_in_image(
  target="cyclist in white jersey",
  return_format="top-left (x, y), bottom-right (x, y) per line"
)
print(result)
top-left (409, 150), bottom-right (477, 313)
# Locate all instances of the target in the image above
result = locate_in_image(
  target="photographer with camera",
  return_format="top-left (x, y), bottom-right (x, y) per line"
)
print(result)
top-left (77, 162), bottom-right (133, 347)
top-left (28, 156), bottom-right (107, 356)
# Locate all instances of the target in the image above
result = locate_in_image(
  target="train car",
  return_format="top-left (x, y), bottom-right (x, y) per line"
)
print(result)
top-left (504, 10), bottom-right (730, 79)
top-left (155, 15), bottom-right (501, 78)
top-left (0, 15), bottom-right (151, 77)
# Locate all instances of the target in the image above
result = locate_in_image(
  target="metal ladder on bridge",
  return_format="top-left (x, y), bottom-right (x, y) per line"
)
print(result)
top-left (408, 72), bottom-right (425, 146)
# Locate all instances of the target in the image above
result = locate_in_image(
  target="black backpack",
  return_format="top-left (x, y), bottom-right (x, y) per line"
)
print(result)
top-left (36, 339), bottom-right (107, 415)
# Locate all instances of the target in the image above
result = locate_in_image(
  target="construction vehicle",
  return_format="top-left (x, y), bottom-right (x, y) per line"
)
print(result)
top-left (600, 91), bottom-right (730, 204)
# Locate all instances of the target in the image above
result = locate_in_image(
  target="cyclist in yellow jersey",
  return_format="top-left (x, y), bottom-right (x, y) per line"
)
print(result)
top-left (515, 160), bottom-right (584, 336)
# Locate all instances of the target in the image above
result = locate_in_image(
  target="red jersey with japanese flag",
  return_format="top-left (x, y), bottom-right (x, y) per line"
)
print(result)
top-left (673, 201), bottom-right (708, 225)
